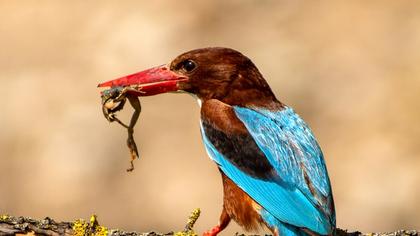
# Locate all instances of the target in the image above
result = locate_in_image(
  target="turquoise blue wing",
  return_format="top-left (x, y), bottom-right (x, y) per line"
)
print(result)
top-left (200, 106), bottom-right (335, 234)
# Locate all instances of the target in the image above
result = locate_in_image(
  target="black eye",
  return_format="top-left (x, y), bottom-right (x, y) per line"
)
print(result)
top-left (182, 60), bottom-right (196, 72)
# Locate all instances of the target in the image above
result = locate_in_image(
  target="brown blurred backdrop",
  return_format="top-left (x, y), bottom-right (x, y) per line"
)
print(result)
top-left (0, 1), bottom-right (419, 234)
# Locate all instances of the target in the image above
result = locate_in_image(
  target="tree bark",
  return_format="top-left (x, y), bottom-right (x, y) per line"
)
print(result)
top-left (0, 214), bottom-right (418, 236)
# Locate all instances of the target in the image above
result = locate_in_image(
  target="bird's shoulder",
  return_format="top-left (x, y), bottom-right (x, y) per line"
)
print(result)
top-left (200, 99), bottom-right (248, 135)
top-left (200, 99), bottom-right (276, 179)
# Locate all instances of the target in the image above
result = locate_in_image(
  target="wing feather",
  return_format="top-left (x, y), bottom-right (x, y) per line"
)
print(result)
top-left (200, 106), bottom-right (335, 234)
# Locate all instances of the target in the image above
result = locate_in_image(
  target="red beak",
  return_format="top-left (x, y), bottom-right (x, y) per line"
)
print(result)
top-left (97, 65), bottom-right (187, 96)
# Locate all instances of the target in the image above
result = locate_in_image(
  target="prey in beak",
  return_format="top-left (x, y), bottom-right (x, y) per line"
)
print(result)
top-left (98, 64), bottom-right (188, 172)
top-left (100, 86), bottom-right (141, 172)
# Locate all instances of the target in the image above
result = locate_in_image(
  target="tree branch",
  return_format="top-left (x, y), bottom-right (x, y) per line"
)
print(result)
top-left (0, 212), bottom-right (418, 236)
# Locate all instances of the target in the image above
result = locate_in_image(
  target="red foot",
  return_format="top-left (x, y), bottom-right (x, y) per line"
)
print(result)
top-left (203, 225), bottom-right (221, 236)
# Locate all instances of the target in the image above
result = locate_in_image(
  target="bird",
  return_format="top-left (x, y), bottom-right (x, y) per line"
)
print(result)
top-left (98, 47), bottom-right (336, 236)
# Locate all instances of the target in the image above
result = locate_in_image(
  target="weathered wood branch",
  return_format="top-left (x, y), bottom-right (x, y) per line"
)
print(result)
top-left (0, 212), bottom-right (418, 236)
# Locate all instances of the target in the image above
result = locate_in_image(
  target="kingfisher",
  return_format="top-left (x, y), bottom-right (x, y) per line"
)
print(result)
top-left (98, 47), bottom-right (336, 236)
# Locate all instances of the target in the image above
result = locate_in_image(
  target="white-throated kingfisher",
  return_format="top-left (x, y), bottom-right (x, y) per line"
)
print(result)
top-left (98, 47), bottom-right (336, 236)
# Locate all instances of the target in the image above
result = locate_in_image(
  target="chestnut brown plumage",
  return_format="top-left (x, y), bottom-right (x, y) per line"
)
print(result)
top-left (174, 48), bottom-right (283, 109)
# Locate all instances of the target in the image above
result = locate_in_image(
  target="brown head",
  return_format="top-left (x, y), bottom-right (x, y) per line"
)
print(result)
top-left (98, 47), bottom-right (281, 108)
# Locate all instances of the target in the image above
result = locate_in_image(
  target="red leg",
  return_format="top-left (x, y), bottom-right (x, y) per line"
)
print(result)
top-left (203, 208), bottom-right (231, 236)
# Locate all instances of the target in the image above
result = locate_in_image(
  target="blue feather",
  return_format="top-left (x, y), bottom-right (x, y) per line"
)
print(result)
top-left (261, 209), bottom-right (307, 236)
top-left (200, 106), bottom-right (335, 235)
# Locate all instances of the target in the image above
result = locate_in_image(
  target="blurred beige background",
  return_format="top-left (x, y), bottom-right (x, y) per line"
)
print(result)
top-left (1, 1), bottom-right (419, 235)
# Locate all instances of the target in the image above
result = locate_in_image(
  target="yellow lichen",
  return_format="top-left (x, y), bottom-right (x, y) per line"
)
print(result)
top-left (185, 208), bottom-right (201, 231)
top-left (73, 218), bottom-right (89, 236)
top-left (94, 225), bottom-right (108, 236)
top-left (72, 215), bottom-right (108, 236)
top-left (174, 208), bottom-right (201, 236)
top-left (174, 230), bottom-right (198, 236)
top-left (90, 215), bottom-right (108, 236)
top-left (0, 214), bottom-right (10, 221)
